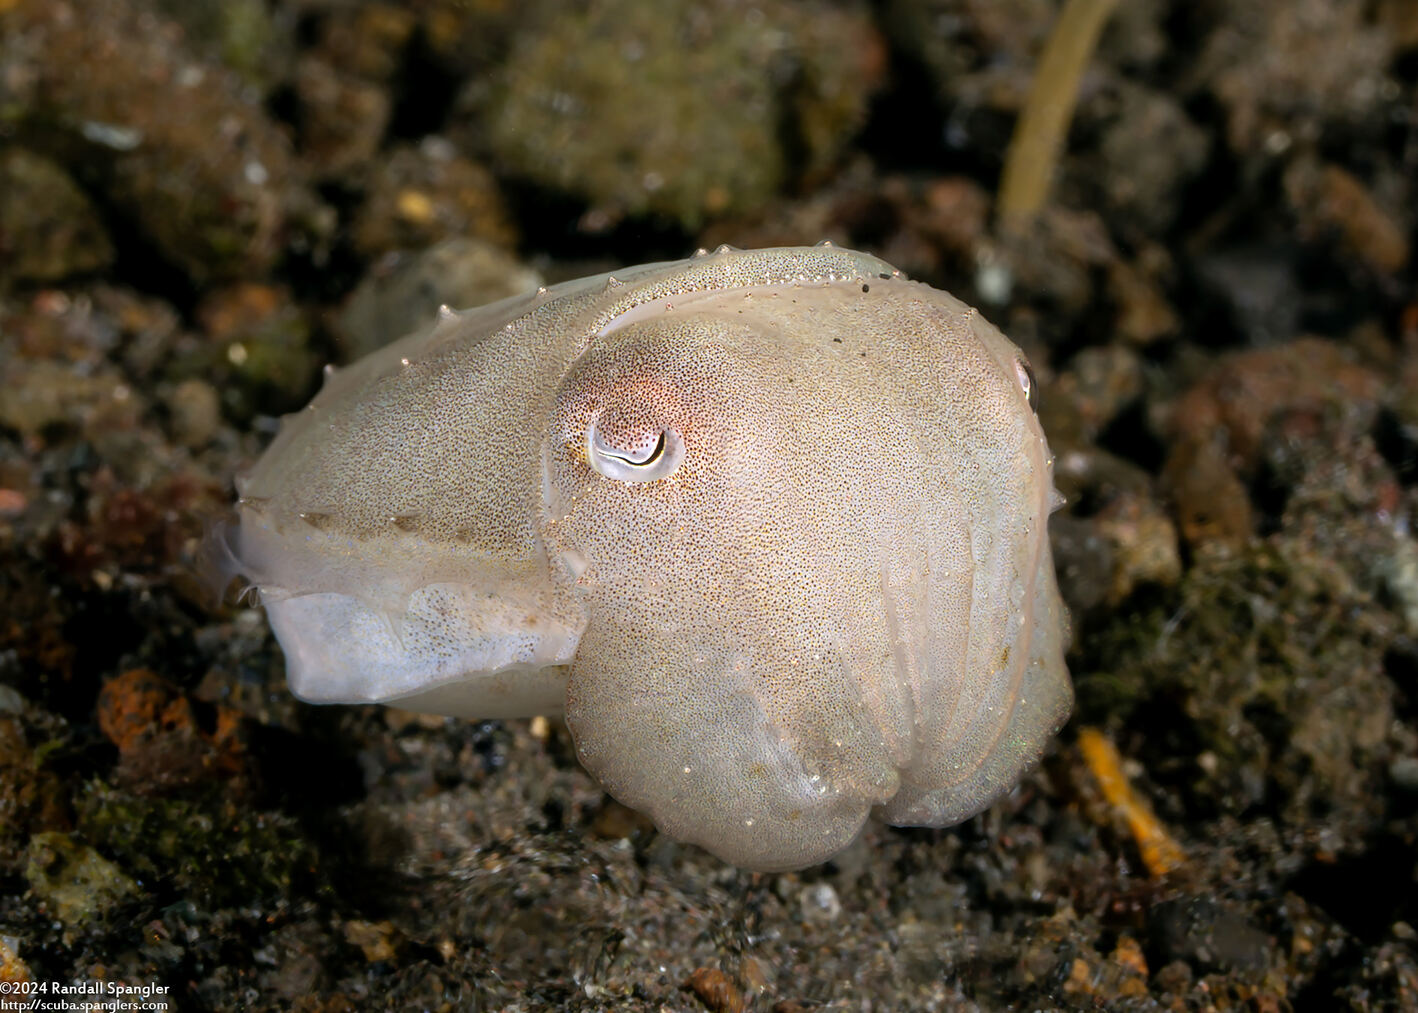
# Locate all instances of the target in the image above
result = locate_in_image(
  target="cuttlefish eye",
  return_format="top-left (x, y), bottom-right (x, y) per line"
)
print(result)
top-left (587, 417), bottom-right (685, 483)
top-left (1014, 355), bottom-right (1039, 412)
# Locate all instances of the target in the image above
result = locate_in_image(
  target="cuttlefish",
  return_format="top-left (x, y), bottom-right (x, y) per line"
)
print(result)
top-left (222, 244), bottom-right (1072, 871)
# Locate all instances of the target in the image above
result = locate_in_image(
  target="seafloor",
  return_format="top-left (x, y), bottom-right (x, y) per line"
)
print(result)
top-left (2, 0), bottom-right (1417, 1009)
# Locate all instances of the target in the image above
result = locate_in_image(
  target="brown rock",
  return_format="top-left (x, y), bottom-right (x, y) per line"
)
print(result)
top-left (333, 238), bottom-right (542, 361)
top-left (1094, 490), bottom-right (1182, 601)
top-left (0, 359), bottom-right (141, 440)
top-left (352, 142), bottom-right (517, 257)
top-left (97, 668), bottom-right (197, 756)
top-left (1166, 337), bottom-right (1383, 471)
top-left (314, 3), bottom-right (416, 82)
top-left (1044, 344), bottom-right (1145, 446)
top-left (920, 176), bottom-right (991, 259)
top-left (193, 282), bottom-right (317, 413)
top-left (0, 149), bottom-right (113, 283)
top-left (1, 0), bottom-right (319, 281)
top-left (1284, 159), bottom-right (1410, 276)
top-left (0, 715), bottom-right (71, 864)
top-left (684, 967), bottom-right (745, 1013)
top-left (340, 920), bottom-right (403, 963)
top-left (1097, 84), bottom-right (1208, 234)
top-left (295, 55), bottom-right (392, 178)
top-left (1108, 248), bottom-right (1179, 346)
top-left (1197, 0), bottom-right (1396, 157)
top-left (164, 378), bottom-right (221, 448)
top-left (0, 936), bottom-right (34, 984)
top-left (473, 0), bottom-right (881, 229)
top-left (51, 467), bottom-right (222, 583)
top-left (1163, 434), bottom-right (1254, 551)
top-left (589, 797), bottom-right (656, 844)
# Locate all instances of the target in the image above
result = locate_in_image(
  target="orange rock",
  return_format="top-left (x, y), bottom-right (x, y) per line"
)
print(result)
top-left (97, 669), bottom-right (194, 754)
top-left (96, 669), bottom-right (249, 793)
top-left (1111, 934), bottom-right (1149, 978)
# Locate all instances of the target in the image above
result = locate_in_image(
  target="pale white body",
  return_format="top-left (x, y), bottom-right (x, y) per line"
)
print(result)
top-left (229, 245), bottom-right (1072, 871)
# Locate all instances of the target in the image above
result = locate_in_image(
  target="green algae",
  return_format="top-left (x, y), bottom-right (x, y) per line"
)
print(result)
top-left (76, 782), bottom-right (315, 910)
top-left (479, 0), bottom-right (876, 228)
top-left (25, 832), bottom-right (139, 928)
top-left (0, 149), bottom-right (114, 284)
top-left (1076, 539), bottom-right (1394, 830)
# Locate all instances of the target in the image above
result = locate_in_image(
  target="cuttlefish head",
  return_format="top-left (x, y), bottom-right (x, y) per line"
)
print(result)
top-left (538, 278), bottom-right (1066, 871)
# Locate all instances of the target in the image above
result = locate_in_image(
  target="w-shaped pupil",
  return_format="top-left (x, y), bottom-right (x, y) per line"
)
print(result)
top-left (601, 429), bottom-right (666, 466)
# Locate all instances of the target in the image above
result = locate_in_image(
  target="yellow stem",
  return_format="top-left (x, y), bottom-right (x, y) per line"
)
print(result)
top-left (997, 0), bottom-right (1121, 232)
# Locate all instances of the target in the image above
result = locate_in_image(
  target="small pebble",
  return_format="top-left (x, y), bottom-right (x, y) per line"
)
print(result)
top-left (800, 882), bottom-right (842, 925)
top-left (0, 685), bottom-right (26, 714)
top-left (165, 379), bottom-right (221, 448)
top-left (1388, 756), bottom-right (1418, 792)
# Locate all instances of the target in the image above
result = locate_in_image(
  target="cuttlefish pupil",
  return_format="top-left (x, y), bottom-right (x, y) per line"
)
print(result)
top-left (595, 427), bottom-right (664, 465)
top-left (587, 422), bottom-right (683, 482)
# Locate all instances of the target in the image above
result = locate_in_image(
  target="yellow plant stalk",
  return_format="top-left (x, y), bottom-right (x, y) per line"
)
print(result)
top-left (998, 0), bottom-right (1122, 231)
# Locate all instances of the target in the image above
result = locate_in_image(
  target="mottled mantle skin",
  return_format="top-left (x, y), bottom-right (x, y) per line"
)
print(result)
top-left (227, 245), bottom-right (1072, 871)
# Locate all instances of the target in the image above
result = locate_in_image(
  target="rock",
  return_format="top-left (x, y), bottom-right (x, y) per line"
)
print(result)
top-left (1096, 84), bottom-right (1208, 234)
top-left (882, 0), bottom-right (1055, 114)
top-left (0, 936), bottom-right (34, 984)
top-left (25, 831), bottom-right (139, 927)
top-left (1284, 158), bottom-right (1410, 276)
top-left (96, 668), bottom-right (249, 794)
top-left (799, 882), bottom-right (843, 926)
top-left (352, 141), bottom-right (517, 257)
top-left (1193, 247), bottom-right (1302, 347)
top-left (1391, 756), bottom-right (1418, 792)
top-left (0, 149), bottom-right (113, 283)
top-left (340, 919), bottom-right (403, 964)
top-left (684, 967), bottom-right (745, 1013)
top-left (1044, 344), bottom-right (1145, 446)
top-left (1079, 539), bottom-right (1395, 844)
top-left (1151, 897), bottom-right (1271, 973)
top-left (1163, 433), bottom-right (1254, 551)
top-left (1092, 490), bottom-right (1182, 602)
top-left (1108, 248), bottom-right (1179, 346)
top-left (333, 238), bottom-right (543, 361)
top-left (0, 0), bottom-right (320, 282)
top-left (295, 55), bottom-right (392, 179)
top-left (152, 0), bottom-right (288, 91)
top-left (1050, 511), bottom-right (1116, 616)
top-left (164, 379), bottom-right (222, 449)
top-left (1195, 0), bottom-right (1397, 157)
top-left (76, 781), bottom-right (311, 909)
top-left (191, 283), bottom-right (317, 419)
top-left (993, 207), bottom-right (1116, 315)
top-left (470, 0), bottom-right (881, 228)
top-left (0, 715), bottom-right (70, 866)
top-left (1161, 337), bottom-right (1384, 550)
top-left (0, 358), bottom-right (141, 441)
top-left (310, 3), bottom-right (416, 82)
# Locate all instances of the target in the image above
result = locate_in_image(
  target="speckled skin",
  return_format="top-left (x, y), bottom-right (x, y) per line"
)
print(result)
top-left (229, 245), bottom-right (1072, 870)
